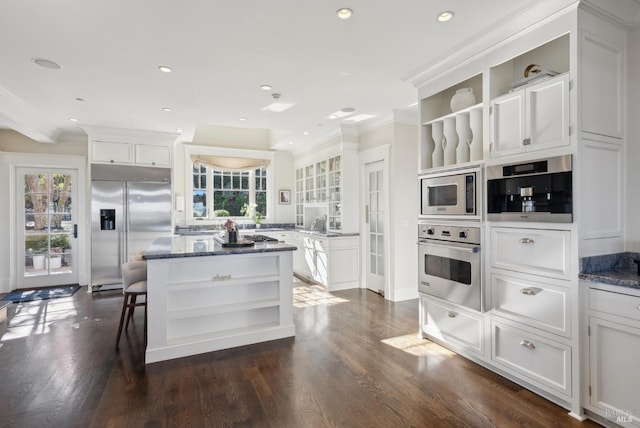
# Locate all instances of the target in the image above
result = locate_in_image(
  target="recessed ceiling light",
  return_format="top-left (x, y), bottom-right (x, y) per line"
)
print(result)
top-left (158, 65), bottom-right (173, 73)
top-left (260, 84), bottom-right (272, 91)
top-left (437, 11), bottom-right (455, 22)
top-left (31, 58), bottom-right (62, 69)
top-left (263, 102), bottom-right (294, 112)
top-left (346, 113), bottom-right (376, 122)
top-left (68, 118), bottom-right (78, 122)
top-left (303, 131), bottom-right (310, 135)
top-left (336, 8), bottom-right (353, 19)
top-left (327, 109), bottom-right (354, 119)
top-left (289, 141), bottom-right (294, 145)
top-left (162, 107), bottom-right (172, 112)
top-left (238, 117), bottom-right (248, 122)
top-left (341, 107), bottom-right (356, 113)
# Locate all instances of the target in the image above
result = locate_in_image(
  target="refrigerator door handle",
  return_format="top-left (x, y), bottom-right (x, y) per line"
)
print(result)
top-left (73, 224), bottom-right (78, 238)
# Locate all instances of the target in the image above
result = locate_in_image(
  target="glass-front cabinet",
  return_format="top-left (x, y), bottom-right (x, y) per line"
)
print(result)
top-left (327, 155), bottom-right (341, 231)
top-left (295, 168), bottom-right (304, 227)
top-left (296, 154), bottom-right (343, 232)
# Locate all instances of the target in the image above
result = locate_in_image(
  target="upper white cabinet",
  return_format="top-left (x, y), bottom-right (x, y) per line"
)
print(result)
top-left (490, 74), bottom-right (570, 157)
top-left (85, 126), bottom-right (177, 168)
top-left (580, 29), bottom-right (624, 139)
top-left (488, 34), bottom-right (570, 159)
top-left (135, 144), bottom-right (172, 167)
top-left (91, 141), bottom-right (134, 164)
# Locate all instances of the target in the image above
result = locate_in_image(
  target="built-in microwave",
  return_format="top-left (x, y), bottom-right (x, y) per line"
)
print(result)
top-left (419, 168), bottom-right (479, 218)
top-left (486, 154), bottom-right (572, 223)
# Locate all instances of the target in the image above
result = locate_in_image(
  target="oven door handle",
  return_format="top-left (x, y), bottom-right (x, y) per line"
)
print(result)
top-left (418, 240), bottom-right (480, 253)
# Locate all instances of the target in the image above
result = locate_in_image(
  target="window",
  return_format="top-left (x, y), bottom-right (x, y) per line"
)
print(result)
top-left (192, 167), bottom-right (268, 218)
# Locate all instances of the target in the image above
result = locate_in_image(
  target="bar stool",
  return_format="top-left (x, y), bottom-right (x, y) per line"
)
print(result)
top-left (115, 260), bottom-right (147, 349)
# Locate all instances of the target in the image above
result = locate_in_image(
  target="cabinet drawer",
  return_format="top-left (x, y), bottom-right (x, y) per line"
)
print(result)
top-left (490, 227), bottom-right (571, 279)
top-left (165, 253), bottom-right (280, 284)
top-left (491, 273), bottom-right (570, 337)
top-left (420, 295), bottom-right (483, 356)
top-left (589, 288), bottom-right (640, 322)
top-left (491, 320), bottom-right (571, 396)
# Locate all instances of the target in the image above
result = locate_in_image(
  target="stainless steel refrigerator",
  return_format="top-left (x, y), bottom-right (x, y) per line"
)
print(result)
top-left (91, 168), bottom-right (171, 288)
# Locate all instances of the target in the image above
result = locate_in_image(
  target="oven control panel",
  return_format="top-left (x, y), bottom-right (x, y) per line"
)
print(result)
top-left (418, 224), bottom-right (480, 244)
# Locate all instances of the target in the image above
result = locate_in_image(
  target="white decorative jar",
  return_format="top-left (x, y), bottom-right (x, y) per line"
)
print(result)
top-left (450, 88), bottom-right (476, 113)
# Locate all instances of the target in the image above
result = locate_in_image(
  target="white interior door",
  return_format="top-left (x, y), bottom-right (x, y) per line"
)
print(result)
top-left (17, 168), bottom-right (79, 288)
top-left (365, 161), bottom-right (385, 295)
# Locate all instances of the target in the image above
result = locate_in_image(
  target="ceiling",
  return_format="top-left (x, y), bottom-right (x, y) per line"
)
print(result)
top-left (2, 0), bottom-right (630, 152)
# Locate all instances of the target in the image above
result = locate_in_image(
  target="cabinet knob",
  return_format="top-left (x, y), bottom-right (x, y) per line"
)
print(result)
top-left (447, 311), bottom-right (457, 318)
top-left (110, 159), bottom-right (115, 163)
top-left (523, 138), bottom-right (531, 146)
top-left (152, 161), bottom-right (156, 165)
top-left (520, 340), bottom-right (535, 349)
top-left (519, 238), bottom-right (535, 244)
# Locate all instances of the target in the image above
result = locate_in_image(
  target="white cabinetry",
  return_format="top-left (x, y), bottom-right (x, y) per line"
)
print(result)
top-left (419, 295), bottom-right (484, 357)
top-left (135, 144), bottom-right (172, 167)
top-left (294, 233), bottom-right (359, 291)
top-left (488, 226), bottom-right (575, 403)
top-left (490, 227), bottom-right (571, 280)
top-left (86, 127), bottom-right (176, 168)
top-left (295, 147), bottom-right (356, 233)
top-left (490, 74), bottom-right (570, 158)
top-left (146, 250), bottom-right (295, 363)
top-left (585, 286), bottom-right (640, 427)
top-left (91, 141), bottom-right (134, 164)
top-left (419, 74), bottom-right (483, 171)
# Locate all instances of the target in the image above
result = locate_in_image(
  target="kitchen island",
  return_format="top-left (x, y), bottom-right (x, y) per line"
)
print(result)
top-left (143, 234), bottom-right (297, 364)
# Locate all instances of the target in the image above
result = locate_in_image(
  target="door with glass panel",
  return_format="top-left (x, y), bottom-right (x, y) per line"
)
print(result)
top-left (17, 168), bottom-right (78, 288)
top-left (365, 161), bottom-right (385, 295)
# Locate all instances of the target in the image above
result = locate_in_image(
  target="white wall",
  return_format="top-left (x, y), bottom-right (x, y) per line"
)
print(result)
top-left (627, 26), bottom-right (640, 252)
top-left (358, 120), bottom-right (419, 302)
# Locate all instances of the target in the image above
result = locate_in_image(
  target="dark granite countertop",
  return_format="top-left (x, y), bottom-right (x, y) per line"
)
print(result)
top-left (579, 270), bottom-right (640, 290)
top-left (580, 252), bottom-right (640, 290)
top-left (143, 235), bottom-right (296, 260)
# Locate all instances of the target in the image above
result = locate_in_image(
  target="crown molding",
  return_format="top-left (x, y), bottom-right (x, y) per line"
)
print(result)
top-left (82, 125), bottom-right (179, 146)
top-left (580, 0), bottom-right (640, 29)
top-left (0, 85), bottom-right (60, 143)
top-left (405, 0), bottom-right (578, 88)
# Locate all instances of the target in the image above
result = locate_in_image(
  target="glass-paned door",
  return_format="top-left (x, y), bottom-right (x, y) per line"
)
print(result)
top-left (365, 161), bottom-right (385, 295)
top-left (18, 168), bottom-right (78, 288)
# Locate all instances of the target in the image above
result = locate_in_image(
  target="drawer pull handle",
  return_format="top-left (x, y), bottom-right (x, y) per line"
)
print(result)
top-left (520, 340), bottom-right (535, 349)
top-left (520, 288), bottom-right (539, 296)
top-left (420, 281), bottom-right (430, 287)
top-left (519, 238), bottom-right (535, 244)
top-left (447, 312), bottom-right (457, 318)
top-left (213, 274), bottom-right (232, 281)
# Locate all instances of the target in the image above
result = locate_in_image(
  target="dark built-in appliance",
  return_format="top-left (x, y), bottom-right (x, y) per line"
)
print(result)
top-left (486, 154), bottom-right (572, 223)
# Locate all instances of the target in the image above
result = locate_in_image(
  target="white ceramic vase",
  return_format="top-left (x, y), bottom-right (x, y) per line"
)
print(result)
top-left (450, 88), bottom-right (476, 113)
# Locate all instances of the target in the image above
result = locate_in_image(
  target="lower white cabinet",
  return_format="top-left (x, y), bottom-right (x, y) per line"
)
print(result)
top-left (491, 272), bottom-right (571, 338)
top-left (293, 233), bottom-right (359, 291)
top-left (420, 295), bottom-right (484, 356)
top-left (586, 286), bottom-right (640, 427)
top-left (491, 319), bottom-right (571, 397)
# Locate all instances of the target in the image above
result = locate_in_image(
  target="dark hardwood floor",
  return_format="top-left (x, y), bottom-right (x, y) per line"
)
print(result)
top-left (0, 283), bottom-right (600, 428)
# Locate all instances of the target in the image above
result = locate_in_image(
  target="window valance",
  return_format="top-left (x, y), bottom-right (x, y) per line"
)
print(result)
top-left (191, 155), bottom-right (271, 171)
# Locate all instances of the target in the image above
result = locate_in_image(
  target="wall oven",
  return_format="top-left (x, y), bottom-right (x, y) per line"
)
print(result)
top-left (418, 223), bottom-right (481, 311)
top-left (486, 154), bottom-right (572, 223)
top-left (419, 167), bottom-right (479, 219)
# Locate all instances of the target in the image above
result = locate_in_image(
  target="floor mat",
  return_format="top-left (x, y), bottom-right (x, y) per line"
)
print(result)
top-left (1, 285), bottom-right (80, 303)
